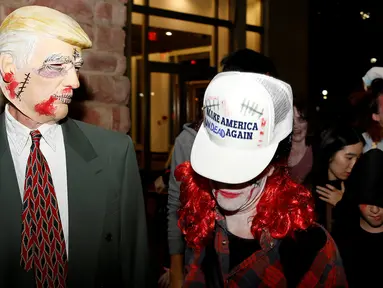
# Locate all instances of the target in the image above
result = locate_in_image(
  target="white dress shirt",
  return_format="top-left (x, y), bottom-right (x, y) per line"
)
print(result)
top-left (5, 104), bottom-right (69, 254)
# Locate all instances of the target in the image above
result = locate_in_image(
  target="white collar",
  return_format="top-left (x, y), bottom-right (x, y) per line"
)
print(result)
top-left (5, 104), bottom-right (59, 155)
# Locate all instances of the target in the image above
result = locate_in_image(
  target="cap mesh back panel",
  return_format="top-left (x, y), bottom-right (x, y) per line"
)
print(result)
top-left (258, 78), bottom-right (290, 127)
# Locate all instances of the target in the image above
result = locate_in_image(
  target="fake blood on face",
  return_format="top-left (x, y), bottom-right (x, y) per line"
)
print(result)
top-left (34, 96), bottom-right (56, 116)
top-left (4, 72), bottom-right (19, 99)
top-left (62, 87), bottom-right (72, 94)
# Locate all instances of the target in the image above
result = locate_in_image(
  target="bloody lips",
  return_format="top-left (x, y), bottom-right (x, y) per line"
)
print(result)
top-left (216, 190), bottom-right (241, 199)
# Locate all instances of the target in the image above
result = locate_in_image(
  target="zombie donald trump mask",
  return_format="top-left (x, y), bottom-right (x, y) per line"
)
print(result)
top-left (0, 5), bottom-right (91, 124)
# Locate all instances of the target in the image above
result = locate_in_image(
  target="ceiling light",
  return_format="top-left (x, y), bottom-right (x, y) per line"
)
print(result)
top-left (166, 31), bottom-right (172, 36)
top-left (360, 11), bottom-right (370, 20)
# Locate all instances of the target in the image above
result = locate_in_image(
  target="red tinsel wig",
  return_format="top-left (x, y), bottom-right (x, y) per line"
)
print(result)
top-left (175, 161), bottom-right (315, 250)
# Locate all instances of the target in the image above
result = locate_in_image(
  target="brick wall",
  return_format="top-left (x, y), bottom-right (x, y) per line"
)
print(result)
top-left (0, 0), bottom-right (131, 133)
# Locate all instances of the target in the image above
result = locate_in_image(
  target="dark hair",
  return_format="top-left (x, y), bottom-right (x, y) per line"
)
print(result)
top-left (293, 97), bottom-right (309, 120)
top-left (293, 96), bottom-right (315, 146)
top-left (347, 149), bottom-right (383, 207)
top-left (314, 125), bottom-right (365, 183)
top-left (221, 49), bottom-right (278, 77)
top-left (272, 134), bottom-right (292, 166)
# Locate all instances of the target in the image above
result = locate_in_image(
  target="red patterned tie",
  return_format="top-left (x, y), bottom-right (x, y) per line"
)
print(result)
top-left (20, 130), bottom-right (68, 287)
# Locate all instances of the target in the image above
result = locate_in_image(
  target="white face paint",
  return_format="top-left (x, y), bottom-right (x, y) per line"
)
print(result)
top-left (210, 176), bottom-right (268, 212)
top-left (0, 37), bottom-right (83, 124)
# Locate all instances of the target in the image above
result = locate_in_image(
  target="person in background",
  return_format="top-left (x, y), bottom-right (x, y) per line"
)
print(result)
top-left (288, 97), bottom-right (313, 184)
top-left (334, 149), bottom-right (383, 287)
top-left (167, 49), bottom-right (278, 287)
top-left (154, 145), bottom-right (174, 194)
top-left (362, 66), bottom-right (383, 91)
top-left (153, 146), bottom-right (175, 288)
top-left (362, 78), bottom-right (383, 151)
top-left (313, 125), bottom-right (364, 232)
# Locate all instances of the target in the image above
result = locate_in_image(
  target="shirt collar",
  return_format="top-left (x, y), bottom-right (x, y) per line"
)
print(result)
top-left (5, 104), bottom-right (59, 155)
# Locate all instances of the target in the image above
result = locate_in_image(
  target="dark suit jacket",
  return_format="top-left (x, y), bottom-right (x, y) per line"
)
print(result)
top-left (0, 114), bottom-right (150, 287)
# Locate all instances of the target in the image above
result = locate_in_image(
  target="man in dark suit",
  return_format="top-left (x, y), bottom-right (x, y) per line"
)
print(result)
top-left (0, 5), bottom-right (149, 287)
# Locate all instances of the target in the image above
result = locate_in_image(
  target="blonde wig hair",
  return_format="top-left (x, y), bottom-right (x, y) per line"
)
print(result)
top-left (0, 5), bottom-right (92, 69)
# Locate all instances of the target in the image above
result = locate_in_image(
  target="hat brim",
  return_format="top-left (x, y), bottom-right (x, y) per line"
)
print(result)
top-left (190, 124), bottom-right (279, 184)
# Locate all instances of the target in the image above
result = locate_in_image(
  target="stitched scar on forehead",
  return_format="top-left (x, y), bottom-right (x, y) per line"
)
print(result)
top-left (204, 99), bottom-right (220, 111)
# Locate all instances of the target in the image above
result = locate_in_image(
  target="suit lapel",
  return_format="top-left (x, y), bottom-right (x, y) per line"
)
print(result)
top-left (0, 113), bottom-right (27, 279)
top-left (61, 118), bottom-right (106, 284)
top-left (0, 113), bottom-right (22, 222)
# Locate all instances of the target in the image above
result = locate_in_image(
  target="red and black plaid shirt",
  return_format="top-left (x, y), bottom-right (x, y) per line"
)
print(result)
top-left (183, 212), bottom-right (348, 287)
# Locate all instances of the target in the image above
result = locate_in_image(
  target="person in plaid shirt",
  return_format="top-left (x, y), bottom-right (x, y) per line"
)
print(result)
top-left (175, 72), bottom-right (348, 287)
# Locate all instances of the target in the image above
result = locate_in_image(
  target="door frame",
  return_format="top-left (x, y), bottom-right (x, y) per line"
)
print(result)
top-left (139, 61), bottom-right (216, 172)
